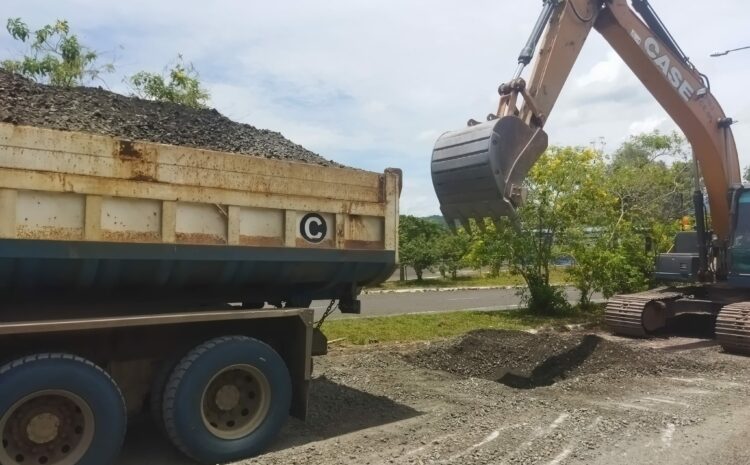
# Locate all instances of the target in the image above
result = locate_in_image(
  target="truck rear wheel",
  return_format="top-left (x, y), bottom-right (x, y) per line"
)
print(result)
top-left (162, 336), bottom-right (291, 463)
top-left (0, 354), bottom-right (126, 465)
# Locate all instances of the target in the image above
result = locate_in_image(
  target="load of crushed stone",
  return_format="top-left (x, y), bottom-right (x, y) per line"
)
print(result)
top-left (0, 70), bottom-right (341, 167)
top-left (407, 329), bottom-right (706, 389)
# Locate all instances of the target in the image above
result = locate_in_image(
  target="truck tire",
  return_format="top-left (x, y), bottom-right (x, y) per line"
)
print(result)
top-left (162, 336), bottom-right (291, 464)
top-left (149, 356), bottom-right (181, 438)
top-left (0, 353), bottom-right (127, 465)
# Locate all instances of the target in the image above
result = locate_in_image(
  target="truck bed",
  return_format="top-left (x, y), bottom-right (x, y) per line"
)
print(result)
top-left (0, 123), bottom-right (400, 309)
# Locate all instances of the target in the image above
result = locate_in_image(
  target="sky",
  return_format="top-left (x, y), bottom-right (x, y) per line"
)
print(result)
top-left (1, 0), bottom-right (748, 216)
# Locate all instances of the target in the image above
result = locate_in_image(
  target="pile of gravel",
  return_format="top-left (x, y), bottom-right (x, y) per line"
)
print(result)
top-left (0, 70), bottom-right (341, 167)
top-left (407, 329), bottom-right (705, 388)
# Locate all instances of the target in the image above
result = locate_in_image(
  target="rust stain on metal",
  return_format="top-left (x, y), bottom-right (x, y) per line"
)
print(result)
top-left (101, 230), bottom-right (161, 243)
top-left (129, 173), bottom-right (158, 182)
top-left (295, 238), bottom-right (334, 249)
top-left (16, 225), bottom-right (83, 241)
top-left (117, 140), bottom-right (143, 159)
top-left (348, 215), bottom-right (367, 236)
top-left (344, 239), bottom-right (384, 250)
top-left (239, 235), bottom-right (284, 247)
top-left (175, 232), bottom-right (226, 245)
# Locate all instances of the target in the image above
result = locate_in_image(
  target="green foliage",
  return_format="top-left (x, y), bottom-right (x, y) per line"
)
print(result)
top-left (398, 215), bottom-right (444, 281)
top-left (401, 131), bottom-right (692, 313)
top-left (493, 146), bottom-right (609, 315)
top-left (609, 131), bottom-right (693, 226)
top-left (128, 55), bottom-right (210, 108)
top-left (1, 18), bottom-right (113, 86)
top-left (744, 165), bottom-right (750, 183)
top-left (436, 229), bottom-right (470, 278)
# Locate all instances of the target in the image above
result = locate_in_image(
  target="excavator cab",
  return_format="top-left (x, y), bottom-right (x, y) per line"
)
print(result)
top-left (431, 115), bottom-right (547, 230)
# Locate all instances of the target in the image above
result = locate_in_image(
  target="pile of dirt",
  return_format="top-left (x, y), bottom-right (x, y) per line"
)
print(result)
top-left (407, 329), bottom-right (704, 388)
top-left (0, 70), bottom-right (341, 167)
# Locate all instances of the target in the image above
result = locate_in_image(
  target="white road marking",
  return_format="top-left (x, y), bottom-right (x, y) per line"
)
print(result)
top-left (547, 448), bottom-right (572, 465)
top-left (661, 423), bottom-right (676, 447)
top-left (446, 429), bottom-right (502, 461)
top-left (550, 413), bottom-right (569, 428)
top-left (403, 433), bottom-right (453, 456)
top-left (499, 413), bottom-right (570, 465)
top-left (447, 297), bottom-right (481, 301)
top-left (613, 402), bottom-right (655, 412)
top-left (545, 416), bottom-right (601, 465)
top-left (642, 397), bottom-right (690, 407)
top-left (666, 376), bottom-right (706, 383)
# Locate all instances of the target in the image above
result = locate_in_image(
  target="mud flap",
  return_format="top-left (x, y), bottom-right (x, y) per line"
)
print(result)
top-left (312, 327), bottom-right (328, 356)
top-left (431, 115), bottom-right (548, 229)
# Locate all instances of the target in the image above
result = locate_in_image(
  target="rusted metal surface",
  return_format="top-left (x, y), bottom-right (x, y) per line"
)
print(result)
top-left (0, 120), bottom-right (400, 310)
top-left (175, 232), bottom-right (226, 245)
top-left (604, 289), bottom-right (683, 336)
top-left (101, 230), bottom-right (161, 243)
top-left (344, 240), bottom-right (385, 250)
top-left (117, 140), bottom-right (142, 158)
top-left (295, 238), bottom-right (334, 249)
top-left (16, 225), bottom-right (83, 241)
top-left (716, 302), bottom-right (750, 354)
top-left (239, 235), bottom-right (284, 247)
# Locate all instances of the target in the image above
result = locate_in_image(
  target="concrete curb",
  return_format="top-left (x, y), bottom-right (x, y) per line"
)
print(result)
top-left (362, 284), bottom-right (569, 295)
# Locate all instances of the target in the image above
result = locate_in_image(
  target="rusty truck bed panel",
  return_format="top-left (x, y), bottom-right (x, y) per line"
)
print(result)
top-left (0, 123), bottom-right (400, 253)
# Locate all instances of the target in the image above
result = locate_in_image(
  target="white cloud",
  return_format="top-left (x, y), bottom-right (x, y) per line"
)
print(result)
top-left (1, 0), bottom-right (748, 217)
top-left (628, 116), bottom-right (669, 135)
top-left (576, 51), bottom-right (622, 87)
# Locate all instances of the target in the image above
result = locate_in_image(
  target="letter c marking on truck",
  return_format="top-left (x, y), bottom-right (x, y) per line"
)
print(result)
top-left (300, 213), bottom-right (327, 243)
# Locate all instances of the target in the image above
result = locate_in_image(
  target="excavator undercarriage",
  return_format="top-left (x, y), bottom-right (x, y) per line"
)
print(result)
top-left (605, 287), bottom-right (750, 355)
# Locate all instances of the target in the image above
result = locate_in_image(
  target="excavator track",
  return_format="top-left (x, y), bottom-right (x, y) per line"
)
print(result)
top-left (716, 302), bottom-right (750, 354)
top-left (604, 290), bottom-right (683, 337)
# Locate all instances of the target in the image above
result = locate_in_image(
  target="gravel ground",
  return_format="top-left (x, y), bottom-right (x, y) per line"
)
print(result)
top-left (0, 70), bottom-right (339, 166)
top-left (237, 329), bottom-right (750, 465)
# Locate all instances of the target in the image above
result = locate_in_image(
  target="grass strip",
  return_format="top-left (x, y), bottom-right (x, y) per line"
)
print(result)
top-left (323, 308), bottom-right (600, 345)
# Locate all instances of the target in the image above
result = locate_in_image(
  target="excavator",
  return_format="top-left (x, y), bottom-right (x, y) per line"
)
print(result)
top-left (431, 0), bottom-right (750, 353)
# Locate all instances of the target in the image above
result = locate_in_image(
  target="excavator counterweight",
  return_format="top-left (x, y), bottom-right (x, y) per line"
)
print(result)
top-left (431, 116), bottom-right (547, 229)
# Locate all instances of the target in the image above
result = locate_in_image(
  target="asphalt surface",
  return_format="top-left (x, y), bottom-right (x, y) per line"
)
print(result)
top-left (312, 286), bottom-right (594, 320)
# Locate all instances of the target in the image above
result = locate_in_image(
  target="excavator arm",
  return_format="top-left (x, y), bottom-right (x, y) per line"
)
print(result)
top-left (432, 0), bottom-right (740, 242)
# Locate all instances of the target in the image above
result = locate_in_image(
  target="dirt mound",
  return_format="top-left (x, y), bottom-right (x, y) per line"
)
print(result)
top-left (0, 70), bottom-right (340, 167)
top-left (407, 329), bottom-right (702, 388)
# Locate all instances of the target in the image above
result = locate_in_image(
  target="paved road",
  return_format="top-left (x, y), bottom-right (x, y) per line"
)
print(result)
top-left (311, 286), bottom-right (595, 320)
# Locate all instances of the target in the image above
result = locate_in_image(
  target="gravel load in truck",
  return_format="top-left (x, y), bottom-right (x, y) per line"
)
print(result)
top-left (0, 70), bottom-right (340, 167)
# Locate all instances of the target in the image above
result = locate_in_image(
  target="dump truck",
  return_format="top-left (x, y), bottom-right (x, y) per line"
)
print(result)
top-left (0, 122), bottom-right (400, 465)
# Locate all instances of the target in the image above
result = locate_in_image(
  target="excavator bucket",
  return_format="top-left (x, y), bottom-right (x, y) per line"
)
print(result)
top-left (431, 115), bottom-right (548, 230)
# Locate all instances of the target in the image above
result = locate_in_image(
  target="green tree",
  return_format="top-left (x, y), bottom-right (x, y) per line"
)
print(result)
top-left (128, 55), bottom-right (210, 108)
top-left (436, 229), bottom-right (470, 279)
top-left (399, 215), bottom-right (443, 281)
top-left (488, 146), bottom-right (611, 314)
top-left (565, 131), bottom-right (690, 305)
top-left (1, 18), bottom-right (113, 86)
